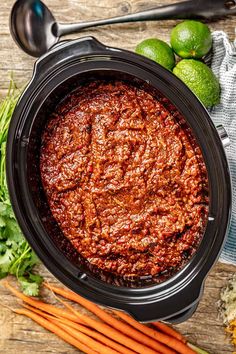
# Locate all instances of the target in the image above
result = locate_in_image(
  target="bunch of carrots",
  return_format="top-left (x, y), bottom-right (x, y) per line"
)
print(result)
top-left (3, 281), bottom-right (208, 354)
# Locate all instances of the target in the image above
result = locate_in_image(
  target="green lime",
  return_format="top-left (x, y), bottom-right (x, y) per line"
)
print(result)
top-left (135, 38), bottom-right (176, 71)
top-left (170, 20), bottom-right (212, 59)
top-left (173, 59), bottom-right (220, 107)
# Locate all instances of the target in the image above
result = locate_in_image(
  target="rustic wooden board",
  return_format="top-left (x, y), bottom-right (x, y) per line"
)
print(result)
top-left (1, 0), bottom-right (236, 98)
top-left (0, 263), bottom-right (235, 354)
top-left (0, 0), bottom-right (236, 353)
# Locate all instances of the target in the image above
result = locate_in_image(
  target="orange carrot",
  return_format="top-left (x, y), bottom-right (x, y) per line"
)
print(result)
top-left (114, 310), bottom-right (196, 354)
top-left (152, 322), bottom-right (185, 343)
top-left (50, 318), bottom-right (119, 354)
top-left (14, 308), bottom-right (98, 354)
top-left (5, 282), bottom-right (157, 354)
top-left (51, 319), bottom-right (122, 354)
top-left (3, 281), bottom-right (84, 324)
top-left (23, 304), bottom-right (136, 354)
top-left (45, 283), bottom-right (175, 354)
top-left (56, 297), bottom-right (159, 354)
top-left (54, 319), bottom-right (138, 354)
top-left (23, 303), bottom-right (61, 320)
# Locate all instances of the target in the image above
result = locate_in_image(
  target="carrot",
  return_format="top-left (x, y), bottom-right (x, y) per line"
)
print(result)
top-left (23, 303), bottom-right (62, 320)
top-left (14, 308), bottom-right (98, 354)
top-left (3, 281), bottom-right (84, 324)
top-left (5, 282), bottom-right (157, 354)
top-left (57, 296), bottom-right (159, 354)
top-left (50, 318), bottom-right (119, 354)
top-left (54, 319), bottom-right (138, 354)
top-left (51, 319), bottom-right (122, 354)
top-left (44, 283), bottom-right (175, 354)
top-left (23, 304), bottom-right (136, 354)
top-left (114, 310), bottom-right (196, 354)
top-left (152, 322), bottom-right (186, 343)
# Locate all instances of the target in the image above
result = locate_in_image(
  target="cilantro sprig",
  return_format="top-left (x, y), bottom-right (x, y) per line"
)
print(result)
top-left (0, 79), bottom-right (42, 296)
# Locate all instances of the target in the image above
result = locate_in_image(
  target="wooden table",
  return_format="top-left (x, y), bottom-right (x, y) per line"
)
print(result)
top-left (0, 1), bottom-right (236, 353)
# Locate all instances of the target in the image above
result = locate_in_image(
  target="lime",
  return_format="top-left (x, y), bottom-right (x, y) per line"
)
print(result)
top-left (173, 59), bottom-right (220, 107)
top-left (135, 38), bottom-right (176, 71)
top-left (170, 20), bottom-right (212, 59)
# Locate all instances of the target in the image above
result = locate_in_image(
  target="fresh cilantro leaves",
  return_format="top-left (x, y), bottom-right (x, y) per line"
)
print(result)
top-left (0, 80), bottom-right (42, 295)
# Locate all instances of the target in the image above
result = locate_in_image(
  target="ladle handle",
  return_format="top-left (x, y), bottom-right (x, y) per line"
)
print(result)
top-left (55, 0), bottom-right (231, 37)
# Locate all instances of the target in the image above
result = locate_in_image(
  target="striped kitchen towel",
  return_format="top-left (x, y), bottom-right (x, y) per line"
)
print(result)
top-left (209, 31), bottom-right (236, 264)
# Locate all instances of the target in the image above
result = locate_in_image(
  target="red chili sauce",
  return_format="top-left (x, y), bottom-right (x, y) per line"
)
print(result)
top-left (40, 81), bottom-right (208, 279)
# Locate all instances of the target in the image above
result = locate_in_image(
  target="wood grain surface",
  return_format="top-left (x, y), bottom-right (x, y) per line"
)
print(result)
top-left (0, 0), bottom-right (236, 353)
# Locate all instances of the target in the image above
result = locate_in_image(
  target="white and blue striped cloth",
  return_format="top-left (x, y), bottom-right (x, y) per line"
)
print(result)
top-left (209, 31), bottom-right (236, 264)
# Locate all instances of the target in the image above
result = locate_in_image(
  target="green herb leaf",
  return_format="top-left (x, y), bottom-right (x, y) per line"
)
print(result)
top-left (0, 78), bottom-right (42, 295)
top-left (18, 275), bottom-right (43, 297)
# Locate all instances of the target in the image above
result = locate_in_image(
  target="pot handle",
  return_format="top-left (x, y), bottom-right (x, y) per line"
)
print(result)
top-left (216, 125), bottom-right (230, 148)
top-left (121, 280), bottom-right (205, 323)
top-left (50, 36), bottom-right (112, 54)
top-left (32, 36), bottom-right (119, 83)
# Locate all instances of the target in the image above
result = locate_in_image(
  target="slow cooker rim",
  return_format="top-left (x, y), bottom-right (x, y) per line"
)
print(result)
top-left (6, 37), bottom-right (232, 321)
top-left (7, 65), bottom-right (230, 290)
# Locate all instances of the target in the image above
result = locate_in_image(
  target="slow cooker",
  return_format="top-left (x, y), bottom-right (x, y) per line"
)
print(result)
top-left (6, 37), bottom-right (232, 323)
